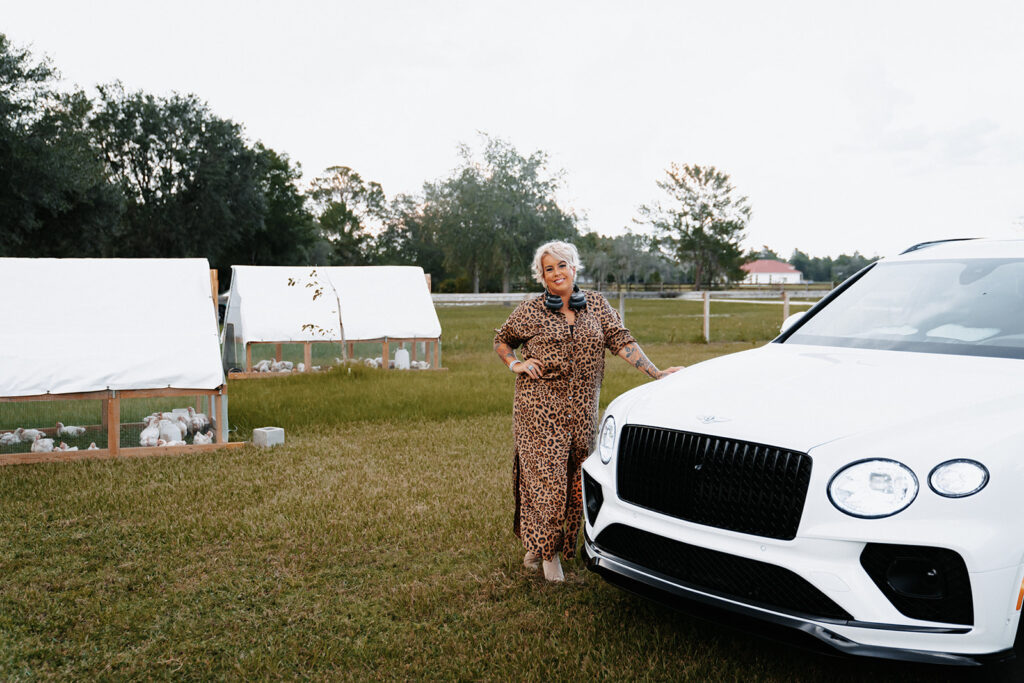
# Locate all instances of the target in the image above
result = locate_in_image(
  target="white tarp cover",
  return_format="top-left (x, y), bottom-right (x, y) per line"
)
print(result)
top-left (223, 266), bottom-right (343, 344)
top-left (330, 266), bottom-right (442, 340)
top-left (0, 258), bottom-right (224, 398)
top-left (224, 265), bottom-right (441, 345)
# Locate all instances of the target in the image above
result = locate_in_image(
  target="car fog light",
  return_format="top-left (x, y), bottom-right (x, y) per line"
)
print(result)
top-left (929, 460), bottom-right (989, 498)
top-left (598, 416), bottom-right (616, 464)
top-left (886, 558), bottom-right (945, 599)
top-left (828, 459), bottom-right (918, 518)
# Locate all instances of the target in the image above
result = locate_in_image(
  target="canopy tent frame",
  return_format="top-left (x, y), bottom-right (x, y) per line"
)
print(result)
top-left (230, 337), bottom-right (444, 377)
top-left (0, 386), bottom-right (235, 466)
top-left (224, 265), bottom-right (444, 378)
top-left (0, 258), bottom-right (237, 465)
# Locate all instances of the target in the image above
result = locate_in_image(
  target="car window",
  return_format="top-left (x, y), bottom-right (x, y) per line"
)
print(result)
top-left (784, 259), bottom-right (1024, 359)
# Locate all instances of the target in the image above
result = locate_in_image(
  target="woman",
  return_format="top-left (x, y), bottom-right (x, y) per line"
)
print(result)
top-left (493, 241), bottom-right (683, 582)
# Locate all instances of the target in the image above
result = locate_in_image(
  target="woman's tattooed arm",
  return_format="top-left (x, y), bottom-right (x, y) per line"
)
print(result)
top-left (617, 342), bottom-right (665, 379)
top-left (494, 341), bottom-right (519, 368)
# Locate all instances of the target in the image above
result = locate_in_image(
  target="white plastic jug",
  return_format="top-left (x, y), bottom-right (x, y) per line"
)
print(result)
top-left (394, 348), bottom-right (411, 370)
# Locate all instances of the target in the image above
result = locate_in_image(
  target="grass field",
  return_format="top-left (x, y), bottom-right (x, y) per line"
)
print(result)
top-left (0, 299), bottom-right (990, 680)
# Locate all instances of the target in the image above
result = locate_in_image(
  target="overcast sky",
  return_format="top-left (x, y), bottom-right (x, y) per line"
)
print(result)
top-left (6, 1), bottom-right (1024, 258)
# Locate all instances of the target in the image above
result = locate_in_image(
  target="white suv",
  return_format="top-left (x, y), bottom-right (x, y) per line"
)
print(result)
top-left (582, 238), bottom-right (1024, 665)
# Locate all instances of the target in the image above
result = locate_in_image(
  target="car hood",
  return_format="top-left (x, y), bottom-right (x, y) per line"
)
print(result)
top-left (617, 342), bottom-right (1024, 454)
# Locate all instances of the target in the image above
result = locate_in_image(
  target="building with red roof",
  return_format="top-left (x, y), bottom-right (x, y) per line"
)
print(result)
top-left (741, 259), bottom-right (803, 284)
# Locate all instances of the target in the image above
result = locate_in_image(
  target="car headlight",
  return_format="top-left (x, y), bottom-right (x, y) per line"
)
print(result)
top-left (598, 415), bottom-right (616, 464)
top-left (828, 459), bottom-right (919, 518)
top-left (929, 460), bottom-right (989, 498)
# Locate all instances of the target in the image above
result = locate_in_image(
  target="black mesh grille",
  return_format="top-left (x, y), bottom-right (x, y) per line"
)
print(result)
top-left (860, 544), bottom-right (973, 625)
top-left (616, 425), bottom-right (812, 540)
top-left (583, 470), bottom-right (604, 525)
top-left (596, 524), bottom-right (852, 621)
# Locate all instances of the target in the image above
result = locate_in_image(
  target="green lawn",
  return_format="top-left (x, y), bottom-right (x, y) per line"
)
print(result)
top-left (0, 299), bottom-right (968, 680)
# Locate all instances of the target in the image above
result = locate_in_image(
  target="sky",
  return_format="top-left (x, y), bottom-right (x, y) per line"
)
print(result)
top-left (5, 1), bottom-right (1024, 258)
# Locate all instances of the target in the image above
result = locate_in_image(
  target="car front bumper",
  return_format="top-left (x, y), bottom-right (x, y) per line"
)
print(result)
top-left (583, 531), bottom-right (1016, 666)
top-left (581, 451), bottom-right (1024, 665)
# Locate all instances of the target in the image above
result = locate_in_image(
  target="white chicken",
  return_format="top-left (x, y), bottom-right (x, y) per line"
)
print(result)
top-left (0, 432), bottom-right (20, 446)
top-left (254, 359), bottom-right (273, 372)
top-left (192, 430), bottom-right (214, 445)
top-left (30, 434), bottom-right (55, 452)
top-left (145, 411), bottom-right (174, 424)
top-left (18, 428), bottom-right (46, 443)
top-left (139, 418), bottom-right (160, 447)
top-left (186, 406), bottom-right (209, 433)
top-left (87, 442), bottom-right (99, 450)
top-left (297, 362), bottom-right (306, 372)
top-left (157, 419), bottom-right (183, 443)
top-left (56, 422), bottom-right (87, 437)
top-left (157, 439), bottom-right (186, 447)
top-left (57, 442), bottom-right (79, 451)
top-left (175, 415), bottom-right (191, 437)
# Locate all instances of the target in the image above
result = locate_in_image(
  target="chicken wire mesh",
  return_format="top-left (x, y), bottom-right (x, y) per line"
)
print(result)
top-left (225, 339), bottom-right (347, 374)
top-left (0, 394), bottom-right (219, 457)
top-left (223, 336), bottom-right (440, 376)
top-left (348, 341), bottom-right (437, 370)
top-left (119, 396), bottom-right (217, 450)
top-left (0, 399), bottom-right (106, 454)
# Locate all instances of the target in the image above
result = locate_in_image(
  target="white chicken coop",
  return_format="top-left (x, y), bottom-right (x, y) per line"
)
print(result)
top-left (222, 265), bottom-right (443, 377)
top-left (0, 258), bottom-right (239, 464)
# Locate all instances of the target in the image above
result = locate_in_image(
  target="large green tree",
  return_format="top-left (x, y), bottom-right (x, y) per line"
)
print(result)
top-left (423, 135), bottom-right (577, 293)
top-left (577, 231), bottom-right (676, 290)
top-left (0, 34), bottom-right (121, 257)
top-left (789, 249), bottom-right (829, 282)
top-left (480, 136), bottom-right (577, 291)
top-left (306, 165), bottom-right (386, 265)
top-left (746, 244), bottom-right (782, 262)
top-left (830, 251), bottom-right (875, 282)
top-left (370, 193), bottom-right (448, 280)
top-left (422, 163), bottom-right (495, 292)
top-left (640, 163), bottom-right (751, 288)
top-left (89, 82), bottom-right (267, 270)
top-left (225, 145), bottom-right (317, 270)
top-left (789, 249), bottom-right (875, 283)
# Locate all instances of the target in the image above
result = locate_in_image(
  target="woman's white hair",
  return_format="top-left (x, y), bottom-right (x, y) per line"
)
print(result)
top-left (531, 240), bottom-right (584, 288)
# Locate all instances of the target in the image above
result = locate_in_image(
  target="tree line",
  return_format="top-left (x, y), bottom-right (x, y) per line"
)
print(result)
top-left (1, 33), bottom-right (869, 291)
top-left (747, 246), bottom-right (876, 285)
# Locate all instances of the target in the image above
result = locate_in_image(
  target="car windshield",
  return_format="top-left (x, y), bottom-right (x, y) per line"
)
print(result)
top-left (784, 258), bottom-right (1024, 359)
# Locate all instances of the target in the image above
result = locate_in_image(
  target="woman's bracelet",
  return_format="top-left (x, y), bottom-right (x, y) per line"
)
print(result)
top-left (508, 360), bottom-right (522, 372)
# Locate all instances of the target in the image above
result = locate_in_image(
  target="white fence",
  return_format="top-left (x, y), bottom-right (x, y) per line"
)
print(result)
top-left (432, 293), bottom-right (531, 305)
top-left (432, 289), bottom-right (827, 306)
top-left (432, 289), bottom-right (828, 343)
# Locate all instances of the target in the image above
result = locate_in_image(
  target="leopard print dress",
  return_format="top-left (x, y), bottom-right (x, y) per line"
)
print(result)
top-left (494, 290), bottom-right (635, 561)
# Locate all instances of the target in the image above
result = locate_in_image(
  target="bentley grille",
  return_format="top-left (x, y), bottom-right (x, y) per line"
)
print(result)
top-left (616, 425), bottom-right (812, 540)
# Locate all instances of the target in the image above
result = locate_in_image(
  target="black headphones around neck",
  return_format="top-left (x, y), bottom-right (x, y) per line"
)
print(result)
top-left (544, 285), bottom-right (587, 311)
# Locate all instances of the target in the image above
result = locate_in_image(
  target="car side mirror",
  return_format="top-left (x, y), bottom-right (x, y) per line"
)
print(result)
top-left (780, 311), bottom-right (806, 334)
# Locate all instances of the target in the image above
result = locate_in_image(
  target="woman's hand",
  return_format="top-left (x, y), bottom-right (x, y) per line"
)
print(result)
top-left (513, 358), bottom-right (544, 379)
top-left (618, 343), bottom-right (684, 380)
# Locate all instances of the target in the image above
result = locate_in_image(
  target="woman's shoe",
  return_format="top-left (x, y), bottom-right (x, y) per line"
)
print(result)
top-left (523, 550), bottom-right (541, 570)
top-left (542, 555), bottom-right (564, 582)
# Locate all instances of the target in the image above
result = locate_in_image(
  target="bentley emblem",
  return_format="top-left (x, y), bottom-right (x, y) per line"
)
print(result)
top-left (697, 414), bottom-right (730, 424)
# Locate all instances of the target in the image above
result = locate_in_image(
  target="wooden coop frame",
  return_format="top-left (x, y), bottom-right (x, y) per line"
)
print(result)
top-left (229, 336), bottom-right (443, 379)
top-left (226, 264), bottom-right (442, 378)
top-left (360, 337), bottom-right (443, 371)
top-left (0, 385), bottom-right (243, 466)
